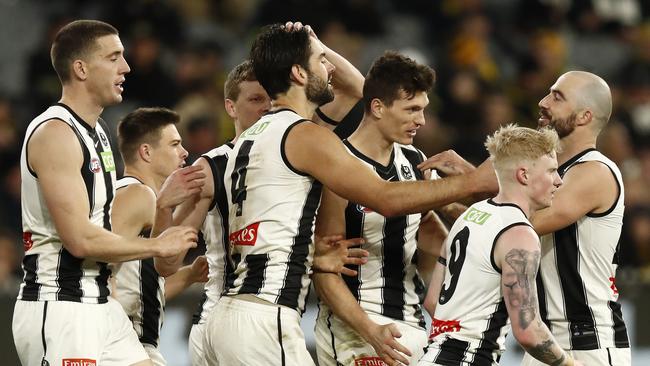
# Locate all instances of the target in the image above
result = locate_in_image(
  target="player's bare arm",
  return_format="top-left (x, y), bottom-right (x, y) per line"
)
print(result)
top-left (495, 225), bottom-right (576, 366)
top-left (29, 119), bottom-right (197, 262)
top-left (286, 123), bottom-right (493, 216)
top-left (530, 161), bottom-right (618, 235)
top-left (416, 211), bottom-right (447, 285)
top-left (154, 158), bottom-right (214, 276)
top-left (164, 255), bottom-right (209, 301)
top-left (423, 243), bottom-right (447, 317)
top-left (112, 184), bottom-right (156, 238)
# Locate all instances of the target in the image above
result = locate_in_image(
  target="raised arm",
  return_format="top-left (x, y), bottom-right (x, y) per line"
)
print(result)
top-left (29, 120), bottom-right (197, 263)
top-left (285, 123), bottom-right (494, 217)
top-left (494, 225), bottom-right (575, 366)
top-left (530, 161), bottom-right (618, 235)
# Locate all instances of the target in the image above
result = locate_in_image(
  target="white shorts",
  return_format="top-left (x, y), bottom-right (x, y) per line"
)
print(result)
top-left (203, 296), bottom-right (316, 366)
top-left (189, 322), bottom-right (207, 366)
top-left (13, 298), bottom-right (149, 366)
top-left (315, 304), bottom-right (427, 366)
top-left (143, 343), bottom-right (166, 366)
top-left (521, 347), bottom-right (631, 366)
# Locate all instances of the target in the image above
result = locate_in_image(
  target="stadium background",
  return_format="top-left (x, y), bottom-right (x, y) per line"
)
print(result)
top-left (0, 0), bottom-right (649, 364)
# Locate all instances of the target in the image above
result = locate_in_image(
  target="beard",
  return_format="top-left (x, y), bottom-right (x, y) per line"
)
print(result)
top-left (305, 70), bottom-right (334, 106)
top-left (539, 110), bottom-right (577, 138)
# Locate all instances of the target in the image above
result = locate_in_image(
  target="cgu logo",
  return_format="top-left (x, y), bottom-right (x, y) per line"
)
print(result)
top-left (229, 222), bottom-right (260, 246)
top-left (62, 359), bottom-right (96, 366)
top-left (89, 157), bottom-right (102, 174)
top-left (462, 207), bottom-right (491, 225)
top-left (355, 357), bottom-right (387, 366)
top-left (430, 318), bottom-right (462, 340)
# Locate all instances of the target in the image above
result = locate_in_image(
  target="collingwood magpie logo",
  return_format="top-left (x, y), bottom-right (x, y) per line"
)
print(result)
top-left (401, 164), bottom-right (413, 179)
top-left (99, 132), bottom-right (109, 148)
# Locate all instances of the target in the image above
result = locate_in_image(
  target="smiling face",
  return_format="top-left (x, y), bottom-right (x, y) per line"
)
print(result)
top-left (85, 34), bottom-right (131, 107)
top-left (377, 90), bottom-right (429, 145)
top-left (526, 151), bottom-right (562, 210)
top-left (537, 74), bottom-right (581, 138)
top-left (150, 124), bottom-right (188, 178)
top-left (304, 37), bottom-right (335, 106)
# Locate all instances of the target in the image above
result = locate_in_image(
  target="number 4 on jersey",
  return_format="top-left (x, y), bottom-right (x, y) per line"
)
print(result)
top-left (230, 140), bottom-right (254, 216)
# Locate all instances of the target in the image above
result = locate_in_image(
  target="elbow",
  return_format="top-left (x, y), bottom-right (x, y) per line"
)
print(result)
top-left (62, 238), bottom-right (89, 258)
top-left (154, 259), bottom-right (178, 277)
top-left (373, 202), bottom-right (400, 217)
top-left (512, 328), bottom-right (538, 350)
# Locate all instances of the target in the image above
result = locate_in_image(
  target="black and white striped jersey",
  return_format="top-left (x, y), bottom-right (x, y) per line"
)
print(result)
top-left (536, 149), bottom-right (629, 350)
top-left (428, 199), bottom-right (531, 365)
top-left (192, 143), bottom-right (234, 325)
top-left (113, 176), bottom-right (165, 347)
top-left (19, 103), bottom-right (116, 304)
top-left (340, 141), bottom-right (428, 328)
top-left (223, 109), bottom-right (322, 312)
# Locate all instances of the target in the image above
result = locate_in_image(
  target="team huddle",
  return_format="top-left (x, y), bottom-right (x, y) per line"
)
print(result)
top-left (12, 18), bottom-right (630, 366)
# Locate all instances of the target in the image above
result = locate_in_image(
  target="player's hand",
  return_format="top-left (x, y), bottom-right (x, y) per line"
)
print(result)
top-left (313, 235), bottom-right (367, 276)
top-left (363, 322), bottom-right (412, 366)
top-left (155, 226), bottom-right (198, 258)
top-left (189, 255), bottom-right (209, 283)
top-left (417, 150), bottom-right (476, 177)
top-left (284, 21), bottom-right (318, 39)
top-left (157, 165), bottom-right (206, 209)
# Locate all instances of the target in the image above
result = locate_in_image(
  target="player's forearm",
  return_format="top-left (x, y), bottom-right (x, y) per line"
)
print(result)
top-left (322, 43), bottom-right (363, 101)
top-left (515, 324), bottom-right (574, 366)
top-left (65, 226), bottom-right (160, 263)
top-left (313, 272), bottom-right (377, 338)
top-left (151, 205), bottom-right (173, 237)
top-left (164, 265), bottom-right (193, 300)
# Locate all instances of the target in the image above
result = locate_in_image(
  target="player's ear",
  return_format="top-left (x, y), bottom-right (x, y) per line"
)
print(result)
top-left (224, 98), bottom-right (237, 119)
top-left (290, 64), bottom-right (307, 85)
top-left (139, 143), bottom-right (152, 163)
top-left (515, 167), bottom-right (528, 185)
top-left (370, 98), bottom-right (384, 119)
top-left (72, 59), bottom-right (88, 81)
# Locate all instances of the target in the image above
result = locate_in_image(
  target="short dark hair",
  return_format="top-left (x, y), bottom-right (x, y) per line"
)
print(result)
top-left (363, 51), bottom-right (436, 112)
top-left (118, 107), bottom-right (180, 165)
top-left (50, 20), bottom-right (119, 83)
top-left (224, 60), bottom-right (257, 101)
top-left (250, 24), bottom-right (311, 99)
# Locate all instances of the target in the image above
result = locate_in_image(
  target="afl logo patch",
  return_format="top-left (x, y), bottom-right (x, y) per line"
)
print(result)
top-left (89, 157), bottom-right (102, 173)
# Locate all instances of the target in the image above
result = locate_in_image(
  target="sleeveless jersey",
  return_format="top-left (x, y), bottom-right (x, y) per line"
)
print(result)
top-left (113, 176), bottom-right (165, 347)
top-left (428, 199), bottom-right (531, 365)
top-left (19, 103), bottom-right (116, 304)
top-left (536, 148), bottom-right (629, 350)
top-left (191, 143), bottom-right (234, 325)
top-left (340, 141), bottom-right (427, 328)
top-left (223, 109), bottom-right (322, 312)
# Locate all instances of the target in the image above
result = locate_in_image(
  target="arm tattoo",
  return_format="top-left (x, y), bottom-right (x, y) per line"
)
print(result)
top-left (503, 248), bottom-right (540, 329)
top-left (528, 339), bottom-right (566, 366)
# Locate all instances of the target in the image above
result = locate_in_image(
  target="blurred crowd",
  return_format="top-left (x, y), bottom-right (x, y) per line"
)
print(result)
top-left (0, 0), bottom-right (649, 295)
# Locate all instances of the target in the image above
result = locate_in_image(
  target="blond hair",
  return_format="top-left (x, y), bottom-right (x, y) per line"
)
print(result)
top-left (485, 124), bottom-right (560, 173)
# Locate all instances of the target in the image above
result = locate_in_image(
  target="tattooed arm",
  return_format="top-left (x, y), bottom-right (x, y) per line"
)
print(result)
top-left (494, 225), bottom-right (577, 366)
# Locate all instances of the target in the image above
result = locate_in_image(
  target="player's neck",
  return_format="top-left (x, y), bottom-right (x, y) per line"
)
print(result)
top-left (123, 166), bottom-right (159, 193)
top-left (557, 132), bottom-right (597, 165)
top-left (271, 89), bottom-right (317, 119)
top-left (59, 86), bottom-right (104, 128)
top-left (349, 120), bottom-right (393, 165)
top-left (493, 189), bottom-right (531, 218)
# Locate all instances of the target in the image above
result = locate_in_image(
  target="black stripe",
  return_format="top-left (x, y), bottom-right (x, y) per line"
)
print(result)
top-left (140, 259), bottom-right (162, 346)
top-left (400, 147), bottom-right (425, 180)
top-left (434, 337), bottom-right (470, 365)
top-left (41, 301), bottom-right (48, 364)
top-left (201, 155), bottom-right (220, 211)
top-left (20, 254), bottom-right (40, 301)
top-left (239, 254), bottom-right (269, 294)
top-left (537, 272), bottom-right (551, 329)
top-left (226, 253), bottom-right (241, 292)
top-left (608, 301), bottom-right (630, 348)
top-left (472, 299), bottom-right (507, 365)
top-left (192, 290), bottom-right (208, 324)
top-left (68, 123), bottom-right (94, 216)
top-left (558, 148), bottom-right (597, 174)
top-left (280, 119), bottom-right (311, 176)
top-left (326, 311), bottom-right (340, 362)
top-left (554, 223), bottom-right (599, 349)
top-left (607, 348), bottom-right (613, 366)
top-left (212, 154), bottom-right (235, 290)
top-left (278, 181), bottom-right (323, 309)
top-left (94, 118), bottom-right (115, 231)
top-left (343, 201), bottom-right (363, 300)
top-left (56, 248), bottom-right (84, 302)
top-left (277, 307), bottom-right (286, 366)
